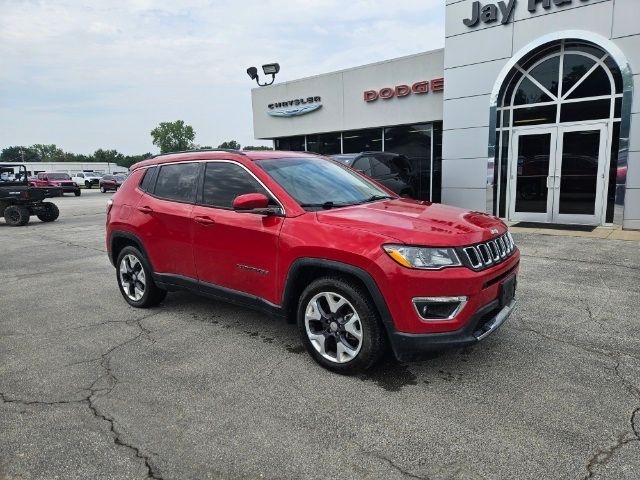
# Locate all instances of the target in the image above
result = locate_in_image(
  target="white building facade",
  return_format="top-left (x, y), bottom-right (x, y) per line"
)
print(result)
top-left (251, 0), bottom-right (639, 229)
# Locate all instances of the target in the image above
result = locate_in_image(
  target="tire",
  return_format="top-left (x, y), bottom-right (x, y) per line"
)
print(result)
top-left (297, 276), bottom-right (386, 374)
top-left (100, 185), bottom-right (106, 193)
top-left (36, 202), bottom-right (59, 222)
top-left (85, 181), bottom-right (91, 189)
top-left (4, 205), bottom-right (30, 226)
top-left (74, 190), bottom-right (81, 197)
top-left (116, 246), bottom-right (166, 308)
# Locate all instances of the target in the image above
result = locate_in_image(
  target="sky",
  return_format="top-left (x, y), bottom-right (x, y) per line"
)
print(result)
top-left (0, 0), bottom-right (445, 155)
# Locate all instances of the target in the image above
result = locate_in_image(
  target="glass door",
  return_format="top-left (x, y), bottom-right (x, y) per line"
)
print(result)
top-left (552, 124), bottom-right (608, 225)
top-left (508, 127), bottom-right (557, 223)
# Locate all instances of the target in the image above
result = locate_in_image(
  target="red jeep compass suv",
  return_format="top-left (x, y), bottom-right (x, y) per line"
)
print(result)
top-left (106, 150), bottom-right (519, 373)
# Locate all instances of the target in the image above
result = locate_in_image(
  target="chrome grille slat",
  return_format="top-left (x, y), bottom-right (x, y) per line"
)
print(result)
top-left (460, 232), bottom-right (516, 271)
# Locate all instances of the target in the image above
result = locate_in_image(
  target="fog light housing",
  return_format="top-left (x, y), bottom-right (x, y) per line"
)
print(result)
top-left (413, 296), bottom-right (467, 321)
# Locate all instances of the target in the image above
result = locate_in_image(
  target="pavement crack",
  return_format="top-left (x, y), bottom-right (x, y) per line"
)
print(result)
top-left (1, 312), bottom-right (163, 479)
top-left (354, 443), bottom-right (430, 480)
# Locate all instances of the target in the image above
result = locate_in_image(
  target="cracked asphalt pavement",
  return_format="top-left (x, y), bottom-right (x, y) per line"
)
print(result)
top-left (1, 190), bottom-right (639, 479)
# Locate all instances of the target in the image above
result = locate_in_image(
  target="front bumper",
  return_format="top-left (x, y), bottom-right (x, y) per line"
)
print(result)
top-left (388, 297), bottom-right (516, 361)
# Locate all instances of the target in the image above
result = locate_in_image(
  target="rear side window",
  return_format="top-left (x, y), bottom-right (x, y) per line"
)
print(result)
top-left (202, 162), bottom-right (269, 209)
top-left (154, 163), bottom-right (200, 203)
top-left (139, 166), bottom-right (158, 192)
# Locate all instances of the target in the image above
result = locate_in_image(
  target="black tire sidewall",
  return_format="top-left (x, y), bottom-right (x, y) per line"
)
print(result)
top-left (4, 205), bottom-right (30, 226)
top-left (37, 203), bottom-right (59, 222)
top-left (297, 277), bottom-right (384, 374)
top-left (115, 246), bottom-right (165, 308)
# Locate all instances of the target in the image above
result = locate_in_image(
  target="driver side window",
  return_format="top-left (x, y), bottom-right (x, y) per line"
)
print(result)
top-left (352, 156), bottom-right (372, 175)
top-left (202, 162), bottom-right (271, 209)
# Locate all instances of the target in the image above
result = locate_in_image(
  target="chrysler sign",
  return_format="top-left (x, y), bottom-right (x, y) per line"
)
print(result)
top-left (268, 96), bottom-right (322, 117)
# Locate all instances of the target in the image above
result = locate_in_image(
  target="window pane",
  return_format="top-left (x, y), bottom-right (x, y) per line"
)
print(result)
top-left (514, 77), bottom-right (553, 105)
top-left (615, 98), bottom-right (622, 118)
top-left (514, 133), bottom-right (552, 214)
top-left (275, 136), bottom-right (305, 151)
top-left (432, 122), bottom-right (442, 203)
top-left (513, 104), bottom-right (557, 126)
top-left (607, 122), bottom-right (620, 223)
top-left (529, 55), bottom-right (560, 98)
top-left (562, 54), bottom-right (596, 97)
top-left (566, 66), bottom-right (611, 99)
top-left (202, 162), bottom-right (268, 209)
top-left (384, 123), bottom-right (432, 200)
top-left (154, 163), bottom-right (199, 202)
top-left (140, 167), bottom-right (157, 192)
top-left (603, 55), bottom-right (623, 94)
top-left (558, 130), bottom-right (600, 215)
top-left (560, 99), bottom-right (610, 122)
top-left (306, 132), bottom-right (341, 155)
top-left (342, 128), bottom-right (382, 153)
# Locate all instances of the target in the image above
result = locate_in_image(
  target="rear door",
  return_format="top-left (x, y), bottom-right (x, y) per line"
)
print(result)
top-left (191, 160), bottom-right (284, 304)
top-left (136, 162), bottom-right (200, 279)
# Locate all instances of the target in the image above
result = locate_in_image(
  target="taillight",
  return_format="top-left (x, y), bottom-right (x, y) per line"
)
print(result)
top-left (106, 199), bottom-right (113, 215)
top-left (24, 191), bottom-right (30, 199)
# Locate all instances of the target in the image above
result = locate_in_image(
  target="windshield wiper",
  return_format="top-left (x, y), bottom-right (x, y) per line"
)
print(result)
top-left (300, 201), bottom-right (355, 210)
top-left (358, 194), bottom-right (394, 204)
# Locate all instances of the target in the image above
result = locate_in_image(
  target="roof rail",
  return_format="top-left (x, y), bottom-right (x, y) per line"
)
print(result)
top-left (150, 148), bottom-right (247, 159)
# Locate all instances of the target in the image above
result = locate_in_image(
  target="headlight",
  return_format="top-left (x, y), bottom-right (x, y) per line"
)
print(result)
top-left (383, 245), bottom-right (461, 270)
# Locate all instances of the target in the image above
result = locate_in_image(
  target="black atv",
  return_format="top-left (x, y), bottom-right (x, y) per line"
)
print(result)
top-left (0, 164), bottom-right (60, 226)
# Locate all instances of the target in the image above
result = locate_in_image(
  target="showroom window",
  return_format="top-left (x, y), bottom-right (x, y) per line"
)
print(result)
top-left (342, 128), bottom-right (383, 153)
top-left (275, 136), bottom-right (305, 151)
top-left (384, 123), bottom-right (432, 200)
top-left (306, 132), bottom-right (341, 155)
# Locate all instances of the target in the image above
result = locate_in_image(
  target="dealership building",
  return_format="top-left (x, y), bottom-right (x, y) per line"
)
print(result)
top-left (252, 0), bottom-right (640, 229)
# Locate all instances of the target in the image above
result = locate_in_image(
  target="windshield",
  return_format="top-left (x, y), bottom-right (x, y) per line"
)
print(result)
top-left (48, 173), bottom-right (71, 180)
top-left (257, 157), bottom-right (393, 209)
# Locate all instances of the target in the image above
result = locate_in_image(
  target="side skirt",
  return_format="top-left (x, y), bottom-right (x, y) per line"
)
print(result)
top-left (153, 273), bottom-right (285, 319)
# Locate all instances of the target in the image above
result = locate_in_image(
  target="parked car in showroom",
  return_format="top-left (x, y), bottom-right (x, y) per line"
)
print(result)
top-left (71, 171), bottom-right (101, 189)
top-left (29, 172), bottom-right (80, 196)
top-left (332, 152), bottom-right (430, 200)
top-left (100, 174), bottom-right (128, 193)
top-left (106, 150), bottom-right (518, 374)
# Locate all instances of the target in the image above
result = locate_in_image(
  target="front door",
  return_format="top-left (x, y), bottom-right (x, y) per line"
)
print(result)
top-left (508, 123), bottom-right (608, 225)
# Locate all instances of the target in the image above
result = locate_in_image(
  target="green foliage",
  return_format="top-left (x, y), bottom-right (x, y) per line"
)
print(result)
top-left (150, 120), bottom-right (196, 154)
top-left (31, 144), bottom-right (65, 162)
top-left (243, 145), bottom-right (273, 151)
top-left (218, 140), bottom-right (241, 150)
top-left (1, 146), bottom-right (40, 162)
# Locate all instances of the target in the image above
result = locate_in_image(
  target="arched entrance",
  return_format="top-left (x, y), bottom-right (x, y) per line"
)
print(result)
top-left (493, 39), bottom-right (626, 226)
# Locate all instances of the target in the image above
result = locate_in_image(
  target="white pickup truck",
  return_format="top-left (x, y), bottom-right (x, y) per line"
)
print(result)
top-left (71, 172), bottom-right (102, 188)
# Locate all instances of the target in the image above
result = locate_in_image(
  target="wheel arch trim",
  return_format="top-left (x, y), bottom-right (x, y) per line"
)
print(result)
top-left (108, 230), bottom-right (151, 268)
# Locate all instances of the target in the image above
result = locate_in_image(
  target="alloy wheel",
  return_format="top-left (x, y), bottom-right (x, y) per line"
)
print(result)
top-left (119, 254), bottom-right (146, 301)
top-left (304, 292), bottom-right (363, 363)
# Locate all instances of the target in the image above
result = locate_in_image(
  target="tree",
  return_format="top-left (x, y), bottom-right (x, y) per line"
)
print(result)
top-left (243, 145), bottom-right (273, 151)
top-left (218, 140), bottom-right (241, 150)
top-left (150, 120), bottom-right (196, 154)
top-left (119, 153), bottom-right (153, 169)
top-left (0, 146), bottom-right (40, 163)
top-left (93, 149), bottom-right (125, 164)
top-left (31, 144), bottom-right (65, 162)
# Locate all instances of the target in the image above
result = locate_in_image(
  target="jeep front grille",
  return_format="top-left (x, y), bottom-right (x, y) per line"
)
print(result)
top-left (459, 232), bottom-right (516, 270)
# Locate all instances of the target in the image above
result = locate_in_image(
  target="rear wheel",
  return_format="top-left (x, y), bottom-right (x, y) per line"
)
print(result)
top-left (4, 205), bottom-right (30, 226)
top-left (116, 246), bottom-right (166, 308)
top-left (100, 185), bottom-right (106, 193)
top-left (297, 276), bottom-right (386, 374)
top-left (37, 202), bottom-right (59, 222)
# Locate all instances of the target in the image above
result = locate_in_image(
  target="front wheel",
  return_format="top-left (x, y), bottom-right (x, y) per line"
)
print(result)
top-left (297, 276), bottom-right (386, 374)
top-left (116, 246), bottom-right (166, 308)
top-left (37, 202), bottom-right (59, 222)
top-left (100, 185), bottom-right (106, 193)
top-left (85, 181), bottom-right (92, 189)
top-left (74, 190), bottom-right (81, 197)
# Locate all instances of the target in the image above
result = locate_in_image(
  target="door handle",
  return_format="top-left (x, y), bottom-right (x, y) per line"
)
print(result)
top-left (137, 205), bottom-right (153, 214)
top-left (194, 216), bottom-right (215, 226)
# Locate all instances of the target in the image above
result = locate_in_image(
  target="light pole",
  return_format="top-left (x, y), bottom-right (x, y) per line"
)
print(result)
top-left (246, 63), bottom-right (280, 87)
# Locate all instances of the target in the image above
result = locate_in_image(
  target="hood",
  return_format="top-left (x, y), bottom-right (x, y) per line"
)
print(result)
top-left (316, 199), bottom-right (507, 246)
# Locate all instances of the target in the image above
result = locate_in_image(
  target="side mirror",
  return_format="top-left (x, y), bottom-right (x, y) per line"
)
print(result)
top-left (232, 193), bottom-right (281, 215)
